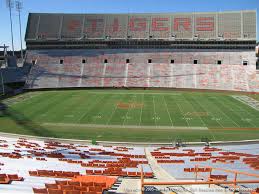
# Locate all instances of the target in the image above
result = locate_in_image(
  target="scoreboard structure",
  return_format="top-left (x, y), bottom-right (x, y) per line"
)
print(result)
top-left (26, 10), bottom-right (256, 41)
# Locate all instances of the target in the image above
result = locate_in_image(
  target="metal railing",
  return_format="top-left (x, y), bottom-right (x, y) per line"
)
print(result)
top-left (140, 165), bottom-right (259, 194)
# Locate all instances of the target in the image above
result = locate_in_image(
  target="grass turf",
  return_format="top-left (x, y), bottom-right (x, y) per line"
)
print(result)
top-left (0, 89), bottom-right (259, 142)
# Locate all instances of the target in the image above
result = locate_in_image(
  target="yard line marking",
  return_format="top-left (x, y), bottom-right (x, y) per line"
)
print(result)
top-left (209, 130), bottom-right (216, 141)
top-left (35, 92), bottom-right (75, 121)
top-left (105, 94), bottom-right (125, 125)
top-left (152, 95), bottom-right (157, 128)
top-left (163, 95), bottom-right (173, 126)
top-left (122, 95), bottom-right (133, 126)
top-left (175, 98), bottom-right (190, 127)
top-left (191, 95), bottom-right (222, 128)
top-left (182, 95), bottom-right (207, 127)
top-left (76, 94), bottom-right (103, 123)
top-left (194, 97), bottom-right (228, 128)
top-left (139, 93), bottom-right (144, 126)
top-left (226, 96), bottom-right (257, 128)
top-left (220, 96), bottom-right (256, 127)
top-left (211, 97), bottom-right (240, 128)
top-left (231, 95), bottom-right (259, 118)
top-left (88, 94), bottom-right (116, 124)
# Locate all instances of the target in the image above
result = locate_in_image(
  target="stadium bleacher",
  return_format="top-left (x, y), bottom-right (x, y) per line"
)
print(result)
top-left (0, 136), bottom-right (153, 194)
top-left (25, 49), bottom-right (258, 92)
top-left (0, 136), bottom-right (258, 193)
top-left (149, 144), bottom-right (259, 189)
top-left (23, 10), bottom-right (258, 92)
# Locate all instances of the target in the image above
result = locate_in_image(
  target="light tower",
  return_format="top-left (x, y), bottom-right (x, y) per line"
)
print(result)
top-left (6, 0), bottom-right (15, 56)
top-left (16, 0), bottom-right (23, 60)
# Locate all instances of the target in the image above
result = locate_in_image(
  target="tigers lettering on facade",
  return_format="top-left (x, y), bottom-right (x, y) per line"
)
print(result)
top-left (26, 11), bottom-right (256, 40)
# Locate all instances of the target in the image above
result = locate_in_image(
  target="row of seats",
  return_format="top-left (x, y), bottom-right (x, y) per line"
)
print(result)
top-left (33, 177), bottom-right (116, 194)
top-left (85, 169), bottom-right (153, 178)
top-left (29, 170), bottom-right (81, 178)
top-left (0, 174), bottom-right (24, 184)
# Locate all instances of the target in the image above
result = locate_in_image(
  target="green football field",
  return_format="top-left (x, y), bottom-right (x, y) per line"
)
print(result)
top-left (1, 89), bottom-right (259, 142)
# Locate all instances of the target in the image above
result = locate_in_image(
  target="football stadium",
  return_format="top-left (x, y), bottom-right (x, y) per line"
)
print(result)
top-left (0, 0), bottom-right (259, 193)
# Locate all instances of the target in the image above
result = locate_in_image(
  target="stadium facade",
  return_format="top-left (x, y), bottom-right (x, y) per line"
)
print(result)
top-left (24, 10), bottom-right (259, 92)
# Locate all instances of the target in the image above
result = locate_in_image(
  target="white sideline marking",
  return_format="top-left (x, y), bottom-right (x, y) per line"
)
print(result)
top-left (87, 92), bottom-right (181, 95)
top-left (42, 122), bottom-right (208, 130)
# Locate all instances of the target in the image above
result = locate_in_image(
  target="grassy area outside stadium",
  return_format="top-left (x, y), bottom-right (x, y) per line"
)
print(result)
top-left (0, 89), bottom-right (259, 142)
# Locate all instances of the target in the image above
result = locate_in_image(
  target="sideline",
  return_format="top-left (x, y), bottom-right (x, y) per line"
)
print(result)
top-left (0, 131), bottom-right (259, 147)
top-left (42, 122), bottom-right (208, 130)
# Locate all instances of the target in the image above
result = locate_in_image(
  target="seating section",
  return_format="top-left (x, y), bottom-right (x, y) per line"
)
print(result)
top-left (0, 136), bottom-right (152, 193)
top-left (104, 63), bottom-right (126, 87)
top-left (0, 137), bottom-right (258, 193)
top-left (150, 145), bottom-right (259, 189)
top-left (25, 49), bottom-right (258, 92)
top-left (127, 63), bottom-right (149, 87)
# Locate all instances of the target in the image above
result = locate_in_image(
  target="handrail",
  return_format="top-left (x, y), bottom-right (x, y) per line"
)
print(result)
top-left (140, 164), bottom-right (259, 194)
top-left (143, 180), bottom-right (259, 185)
top-left (197, 164), bottom-right (259, 178)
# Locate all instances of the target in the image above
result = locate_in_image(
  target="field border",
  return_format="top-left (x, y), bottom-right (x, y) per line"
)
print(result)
top-left (24, 87), bottom-right (259, 95)
top-left (0, 131), bottom-right (259, 147)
